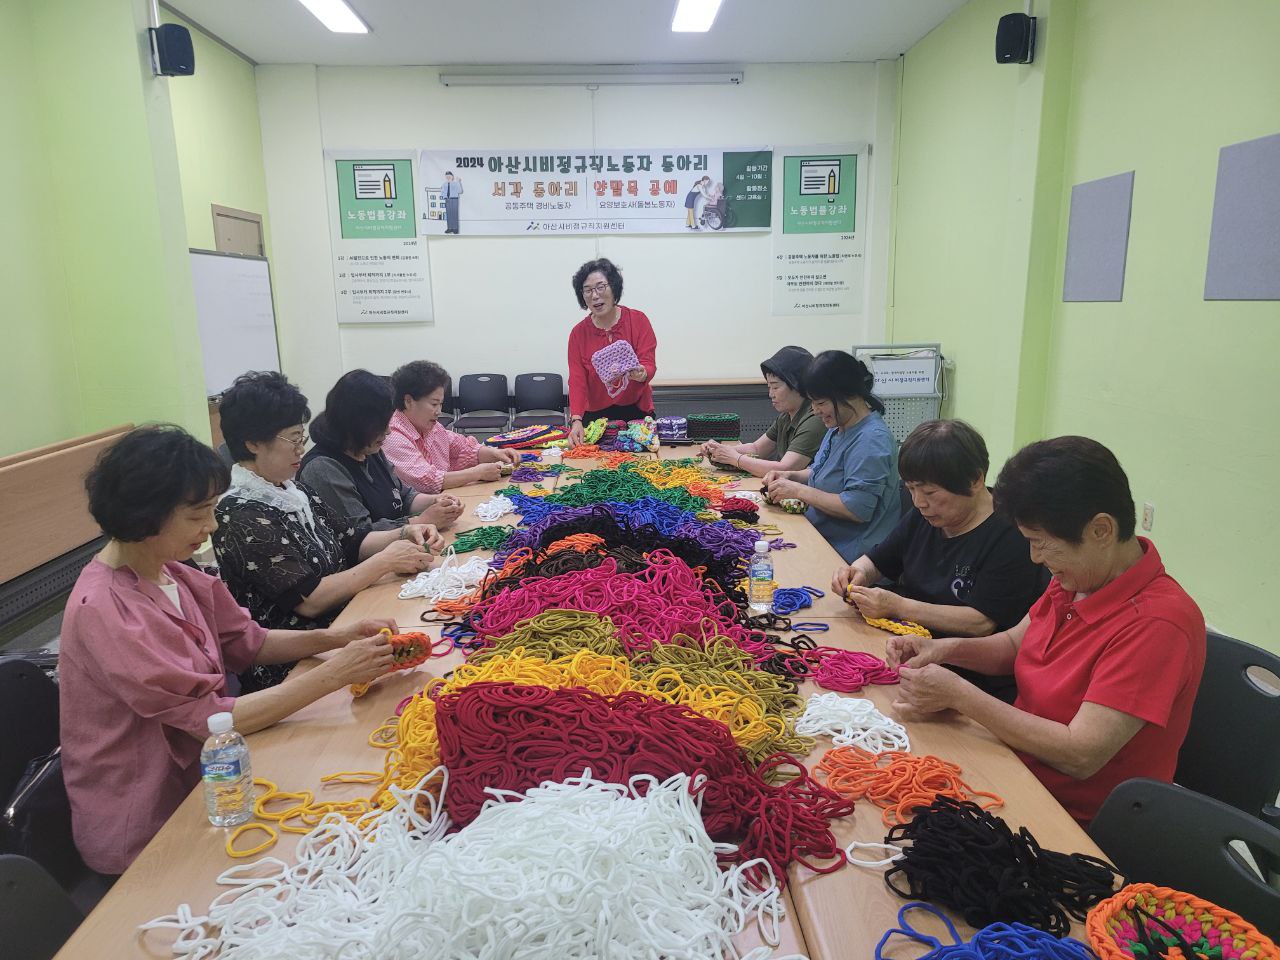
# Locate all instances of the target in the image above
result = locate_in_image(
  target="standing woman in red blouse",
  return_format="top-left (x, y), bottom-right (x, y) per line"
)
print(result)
top-left (566, 258), bottom-right (658, 446)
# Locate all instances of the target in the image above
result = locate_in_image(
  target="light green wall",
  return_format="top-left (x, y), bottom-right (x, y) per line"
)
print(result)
top-left (1044, 0), bottom-right (1280, 645)
top-left (164, 10), bottom-right (272, 256)
top-left (888, 0), bottom-right (1073, 471)
top-left (0, 0), bottom-right (210, 457)
top-left (894, 0), bottom-right (1280, 646)
top-left (0, 3), bottom-right (80, 455)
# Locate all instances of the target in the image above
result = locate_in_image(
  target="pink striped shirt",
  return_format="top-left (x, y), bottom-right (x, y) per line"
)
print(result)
top-left (382, 409), bottom-right (481, 494)
top-left (59, 559), bottom-right (266, 874)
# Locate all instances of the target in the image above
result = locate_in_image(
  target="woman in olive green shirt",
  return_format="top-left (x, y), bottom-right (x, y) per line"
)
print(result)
top-left (702, 345), bottom-right (827, 477)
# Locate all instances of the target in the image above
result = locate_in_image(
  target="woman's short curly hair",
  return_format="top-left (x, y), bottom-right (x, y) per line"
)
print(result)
top-left (86, 425), bottom-right (230, 542)
top-left (219, 371), bottom-right (311, 462)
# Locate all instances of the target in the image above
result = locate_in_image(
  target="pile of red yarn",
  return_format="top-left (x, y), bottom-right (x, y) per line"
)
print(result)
top-left (435, 682), bottom-right (853, 887)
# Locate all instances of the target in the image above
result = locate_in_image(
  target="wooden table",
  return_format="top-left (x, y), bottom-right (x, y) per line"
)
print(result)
top-left (56, 452), bottom-right (1100, 959)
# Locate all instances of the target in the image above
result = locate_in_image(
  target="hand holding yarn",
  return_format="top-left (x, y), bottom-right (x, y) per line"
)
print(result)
top-left (325, 616), bottom-right (398, 648)
top-left (324, 629), bottom-right (395, 686)
top-left (470, 461), bottom-right (504, 482)
top-left (377, 538), bottom-right (437, 576)
top-left (895, 662), bottom-right (966, 716)
top-left (844, 585), bottom-right (899, 620)
top-left (884, 633), bottom-right (950, 670)
top-left (417, 495), bottom-right (463, 530)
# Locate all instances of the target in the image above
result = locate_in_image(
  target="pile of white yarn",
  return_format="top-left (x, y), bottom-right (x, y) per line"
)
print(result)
top-left (397, 547), bottom-right (491, 601)
top-left (794, 692), bottom-right (910, 754)
top-left (473, 494), bottom-right (517, 522)
top-left (142, 769), bottom-right (806, 960)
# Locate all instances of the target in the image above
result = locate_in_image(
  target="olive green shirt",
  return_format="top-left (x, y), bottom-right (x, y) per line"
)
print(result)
top-left (764, 405), bottom-right (825, 462)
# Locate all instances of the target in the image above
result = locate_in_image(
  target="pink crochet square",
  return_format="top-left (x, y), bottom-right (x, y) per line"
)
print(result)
top-left (590, 338), bottom-right (641, 398)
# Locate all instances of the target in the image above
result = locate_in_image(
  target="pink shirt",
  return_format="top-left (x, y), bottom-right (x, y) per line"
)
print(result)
top-left (382, 409), bottom-right (481, 494)
top-left (59, 559), bottom-right (266, 874)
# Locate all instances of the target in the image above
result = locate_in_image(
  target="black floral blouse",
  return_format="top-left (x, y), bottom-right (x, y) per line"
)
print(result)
top-left (213, 481), bottom-right (366, 692)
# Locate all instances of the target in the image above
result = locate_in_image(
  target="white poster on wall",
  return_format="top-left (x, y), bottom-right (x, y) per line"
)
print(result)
top-left (324, 149), bottom-right (433, 324)
top-left (417, 147), bottom-right (773, 236)
top-left (771, 143), bottom-right (869, 316)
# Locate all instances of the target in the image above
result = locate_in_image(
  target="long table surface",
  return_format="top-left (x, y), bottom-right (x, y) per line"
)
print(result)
top-left (57, 450), bottom-right (1101, 959)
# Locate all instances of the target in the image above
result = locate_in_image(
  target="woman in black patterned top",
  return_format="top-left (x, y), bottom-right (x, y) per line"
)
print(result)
top-left (213, 371), bottom-right (443, 692)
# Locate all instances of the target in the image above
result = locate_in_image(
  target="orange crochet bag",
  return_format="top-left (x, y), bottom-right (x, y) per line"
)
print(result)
top-left (1086, 883), bottom-right (1277, 960)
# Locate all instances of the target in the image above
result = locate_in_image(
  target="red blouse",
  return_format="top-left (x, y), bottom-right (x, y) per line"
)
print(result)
top-left (567, 305), bottom-right (658, 418)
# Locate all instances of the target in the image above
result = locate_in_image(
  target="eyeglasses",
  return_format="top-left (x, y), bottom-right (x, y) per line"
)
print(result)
top-left (276, 432), bottom-right (308, 449)
top-left (581, 281), bottom-right (611, 298)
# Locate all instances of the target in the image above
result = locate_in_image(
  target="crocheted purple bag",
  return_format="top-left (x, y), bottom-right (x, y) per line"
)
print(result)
top-left (590, 338), bottom-right (641, 399)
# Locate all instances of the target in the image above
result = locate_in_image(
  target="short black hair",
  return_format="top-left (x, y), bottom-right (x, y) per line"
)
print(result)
top-left (993, 436), bottom-right (1136, 543)
top-left (899, 420), bottom-right (989, 496)
top-left (219, 371), bottom-right (311, 462)
top-left (572, 258), bottom-right (624, 309)
top-left (802, 350), bottom-right (885, 414)
top-left (391, 360), bottom-right (450, 410)
top-left (314, 369), bottom-right (394, 453)
top-left (86, 425), bottom-right (230, 542)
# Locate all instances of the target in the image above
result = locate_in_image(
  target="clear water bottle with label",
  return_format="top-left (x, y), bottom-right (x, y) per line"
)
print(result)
top-left (201, 712), bottom-right (252, 827)
top-left (747, 539), bottom-right (775, 614)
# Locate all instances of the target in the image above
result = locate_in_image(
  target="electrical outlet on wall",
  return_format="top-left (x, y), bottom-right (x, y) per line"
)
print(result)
top-left (1142, 502), bottom-right (1155, 532)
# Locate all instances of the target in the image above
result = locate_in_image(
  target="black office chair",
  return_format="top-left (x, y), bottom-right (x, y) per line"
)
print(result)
top-left (1089, 778), bottom-right (1280, 937)
top-left (512, 373), bottom-right (567, 428)
top-left (0, 659), bottom-right (87, 890)
top-left (0, 855), bottom-right (84, 960)
top-left (0, 659), bottom-right (59, 801)
top-left (452, 374), bottom-right (511, 437)
top-left (1175, 630), bottom-right (1280, 876)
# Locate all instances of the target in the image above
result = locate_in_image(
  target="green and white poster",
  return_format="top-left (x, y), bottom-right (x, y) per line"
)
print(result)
top-left (326, 151), bottom-right (433, 324)
top-left (334, 158), bottom-right (418, 239)
top-left (772, 145), bottom-right (868, 316)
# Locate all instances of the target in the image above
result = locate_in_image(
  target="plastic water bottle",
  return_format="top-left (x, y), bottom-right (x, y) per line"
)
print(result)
top-left (201, 712), bottom-right (252, 827)
top-left (747, 540), bottom-right (775, 614)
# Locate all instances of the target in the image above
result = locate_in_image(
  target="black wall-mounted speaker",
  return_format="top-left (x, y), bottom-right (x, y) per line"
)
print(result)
top-left (995, 13), bottom-right (1036, 64)
top-left (150, 23), bottom-right (195, 76)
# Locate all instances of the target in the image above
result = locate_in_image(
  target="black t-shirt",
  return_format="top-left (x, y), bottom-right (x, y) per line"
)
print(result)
top-left (866, 507), bottom-right (1049, 631)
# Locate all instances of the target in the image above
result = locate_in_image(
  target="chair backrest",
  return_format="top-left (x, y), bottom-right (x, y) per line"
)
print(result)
top-left (1176, 630), bottom-right (1280, 826)
top-left (0, 854), bottom-right (83, 960)
top-left (513, 373), bottom-right (565, 414)
top-left (1089, 778), bottom-right (1280, 938)
top-left (0, 659), bottom-right (59, 800)
top-left (455, 374), bottom-right (510, 415)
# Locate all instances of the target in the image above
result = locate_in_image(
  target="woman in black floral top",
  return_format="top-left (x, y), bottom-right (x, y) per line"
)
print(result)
top-left (213, 371), bottom-right (444, 692)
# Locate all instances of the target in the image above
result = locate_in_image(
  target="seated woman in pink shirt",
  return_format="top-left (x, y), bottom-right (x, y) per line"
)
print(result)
top-left (60, 426), bottom-right (400, 876)
top-left (382, 360), bottom-right (518, 493)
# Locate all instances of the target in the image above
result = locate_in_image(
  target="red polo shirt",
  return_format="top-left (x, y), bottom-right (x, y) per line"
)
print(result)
top-left (567, 305), bottom-right (657, 419)
top-left (1014, 538), bottom-right (1204, 824)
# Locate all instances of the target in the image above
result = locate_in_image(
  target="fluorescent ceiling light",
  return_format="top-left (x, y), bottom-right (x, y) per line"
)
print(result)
top-left (439, 65), bottom-right (742, 87)
top-left (296, 0), bottom-right (368, 33)
top-left (671, 0), bottom-right (724, 32)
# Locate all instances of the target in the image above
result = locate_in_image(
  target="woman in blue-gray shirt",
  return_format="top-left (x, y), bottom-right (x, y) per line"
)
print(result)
top-left (763, 351), bottom-right (901, 562)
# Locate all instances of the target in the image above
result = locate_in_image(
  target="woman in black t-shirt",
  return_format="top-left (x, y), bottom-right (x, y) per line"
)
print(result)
top-left (832, 420), bottom-right (1049, 700)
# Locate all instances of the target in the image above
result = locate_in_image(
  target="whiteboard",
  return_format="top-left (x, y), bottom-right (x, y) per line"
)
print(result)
top-left (190, 250), bottom-right (281, 396)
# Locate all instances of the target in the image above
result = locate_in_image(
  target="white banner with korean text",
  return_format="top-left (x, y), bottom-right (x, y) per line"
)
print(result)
top-left (418, 148), bottom-right (773, 236)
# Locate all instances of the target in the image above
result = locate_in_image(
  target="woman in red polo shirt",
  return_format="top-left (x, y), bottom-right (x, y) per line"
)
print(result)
top-left (566, 258), bottom-right (658, 446)
top-left (886, 436), bottom-right (1205, 824)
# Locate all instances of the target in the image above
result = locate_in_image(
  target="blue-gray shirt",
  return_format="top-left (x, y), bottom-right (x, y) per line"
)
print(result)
top-left (806, 411), bottom-right (902, 563)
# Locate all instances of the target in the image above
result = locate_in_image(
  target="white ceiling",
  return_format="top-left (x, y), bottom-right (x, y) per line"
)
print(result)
top-left (164, 0), bottom-right (968, 67)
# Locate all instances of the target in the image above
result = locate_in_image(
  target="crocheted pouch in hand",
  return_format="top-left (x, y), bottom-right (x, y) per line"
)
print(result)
top-left (590, 339), bottom-right (640, 399)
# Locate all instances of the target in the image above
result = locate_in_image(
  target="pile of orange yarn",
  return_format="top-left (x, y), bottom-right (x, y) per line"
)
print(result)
top-left (816, 746), bottom-right (1004, 826)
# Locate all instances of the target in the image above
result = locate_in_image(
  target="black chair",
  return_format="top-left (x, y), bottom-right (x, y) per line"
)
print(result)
top-left (1175, 630), bottom-right (1280, 877)
top-left (512, 373), bottom-right (567, 429)
top-left (0, 855), bottom-right (84, 960)
top-left (1089, 778), bottom-right (1280, 937)
top-left (452, 374), bottom-right (511, 437)
top-left (0, 659), bottom-right (59, 801)
top-left (0, 660), bottom-right (87, 890)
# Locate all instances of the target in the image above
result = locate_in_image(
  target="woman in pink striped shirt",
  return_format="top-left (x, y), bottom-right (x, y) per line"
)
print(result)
top-left (382, 360), bottom-right (518, 494)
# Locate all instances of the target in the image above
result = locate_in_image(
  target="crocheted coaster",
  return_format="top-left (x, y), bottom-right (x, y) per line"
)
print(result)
top-left (590, 339), bottom-right (641, 398)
